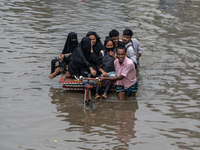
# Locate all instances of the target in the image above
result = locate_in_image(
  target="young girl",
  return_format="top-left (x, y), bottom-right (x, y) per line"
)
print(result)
top-left (95, 37), bottom-right (116, 99)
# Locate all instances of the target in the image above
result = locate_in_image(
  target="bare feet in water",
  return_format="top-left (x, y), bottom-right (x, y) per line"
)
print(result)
top-left (49, 67), bottom-right (60, 79)
top-left (48, 74), bottom-right (54, 79)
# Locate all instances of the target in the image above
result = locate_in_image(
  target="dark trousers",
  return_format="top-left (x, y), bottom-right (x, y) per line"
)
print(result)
top-left (95, 82), bottom-right (112, 95)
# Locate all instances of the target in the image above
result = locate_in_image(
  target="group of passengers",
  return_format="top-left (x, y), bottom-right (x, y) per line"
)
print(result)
top-left (49, 29), bottom-right (142, 100)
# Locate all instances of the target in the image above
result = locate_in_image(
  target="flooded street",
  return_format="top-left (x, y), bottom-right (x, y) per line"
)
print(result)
top-left (0, 0), bottom-right (200, 149)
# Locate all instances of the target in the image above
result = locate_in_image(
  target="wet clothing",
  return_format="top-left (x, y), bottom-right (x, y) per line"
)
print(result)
top-left (114, 56), bottom-right (137, 89)
top-left (116, 81), bottom-right (138, 96)
top-left (68, 36), bottom-right (98, 76)
top-left (86, 31), bottom-right (105, 56)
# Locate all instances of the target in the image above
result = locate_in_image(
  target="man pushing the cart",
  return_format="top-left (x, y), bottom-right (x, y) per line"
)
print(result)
top-left (100, 47), bottom-right (138, 100)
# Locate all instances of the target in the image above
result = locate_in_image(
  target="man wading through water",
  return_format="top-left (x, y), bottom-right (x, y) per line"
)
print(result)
top-left (100, 47), bottom-right (138, 100)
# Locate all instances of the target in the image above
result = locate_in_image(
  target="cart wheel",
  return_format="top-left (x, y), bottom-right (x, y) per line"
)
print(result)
top-left (88, 100), bottom-right (93, 112)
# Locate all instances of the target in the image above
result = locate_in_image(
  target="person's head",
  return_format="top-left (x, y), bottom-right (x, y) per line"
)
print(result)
top-left (62, 32), bottom-right (78, 54)
top-left (86, 31), bottom-right (100, 46)
top-left (122, 29), bottom-right (133, 44)
top-left (104, 36), bottom-right (115, 52)
top-left (109, 29), bottom-right (119, 46)
top-left (69, 32), bottom-right (78, 42)
top-left (88, 35), bottom-right (96, 46)
top-left (81, 36), bottom-right (91, 54)
top-left (116, 47), bottom-right (126, 64)
top-left (69, 32), bottom-right (78, 46)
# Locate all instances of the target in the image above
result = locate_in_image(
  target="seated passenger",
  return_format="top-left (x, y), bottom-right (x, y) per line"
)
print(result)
top-left (95, 37), bottom-right (116, 99)
top-left (68, 36), bottom-right (98, 77)
top-left (122, 29), bottom-right (142, 69)
top-left (49, 32), bottom-right (78, 79)
top-left (86, 31), bottom-right (105, 56)
top-left (109, 29), bottom-right (125, 54)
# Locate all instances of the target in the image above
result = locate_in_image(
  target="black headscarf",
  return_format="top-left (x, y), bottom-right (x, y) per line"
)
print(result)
top-left (62, 32), bottom-right (78, 54)
top-left (68, 37), bottom-right (91, 74)
top-left (86, 31), bottom-right (105, 56)
top-left (81, 36), bottom-right (91, 53)
top-left (78, 36), bottom-right (91, 60)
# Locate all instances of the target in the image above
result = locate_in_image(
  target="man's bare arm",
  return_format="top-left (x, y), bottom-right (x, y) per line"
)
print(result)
top-left (99, 75), bottom-right (124, 81)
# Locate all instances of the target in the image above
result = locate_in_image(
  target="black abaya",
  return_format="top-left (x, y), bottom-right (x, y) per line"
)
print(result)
top-left (68, 36), bottom-right (98, 76)
top-left (50, 32), bottom-right (78, 74)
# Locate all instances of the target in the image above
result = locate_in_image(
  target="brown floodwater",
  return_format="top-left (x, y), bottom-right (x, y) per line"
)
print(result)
top-left (0, 0), bottom-right (200, 149)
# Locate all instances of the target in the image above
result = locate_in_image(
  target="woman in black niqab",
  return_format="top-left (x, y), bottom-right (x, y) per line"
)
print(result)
top-left (49, 32), bottom-right (78, 79)
top-left (68, 36), bottom-right (98, 77)
top-left (62, 32), bottom-right (78, 54)
top-left (86, 31), bottom-right (105, 56)
top-left (81, 36), bottom-right (91, 58)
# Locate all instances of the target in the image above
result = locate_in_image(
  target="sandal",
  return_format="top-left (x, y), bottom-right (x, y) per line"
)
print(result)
top-left (95, 94), bottom-right (100, 99)
top-left (102, 93), bottom-right (107, 99)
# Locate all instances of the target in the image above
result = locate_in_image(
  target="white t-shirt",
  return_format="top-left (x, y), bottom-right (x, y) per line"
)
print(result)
top-left (125, 41), bottom-right (137, 64)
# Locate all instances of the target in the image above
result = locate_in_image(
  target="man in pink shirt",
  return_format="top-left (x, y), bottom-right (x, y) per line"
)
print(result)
top-left (100, 47), bottom-right (138, 100)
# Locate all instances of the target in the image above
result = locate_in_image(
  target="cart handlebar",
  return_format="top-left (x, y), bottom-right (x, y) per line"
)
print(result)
top-left (72, 75), bottom-right (100, 83)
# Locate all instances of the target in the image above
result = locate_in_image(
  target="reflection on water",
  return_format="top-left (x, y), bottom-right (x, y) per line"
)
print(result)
top-left (1, 0), bottom-right (200, 149)
top-left (49, 87), bottom-right (138, 148)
